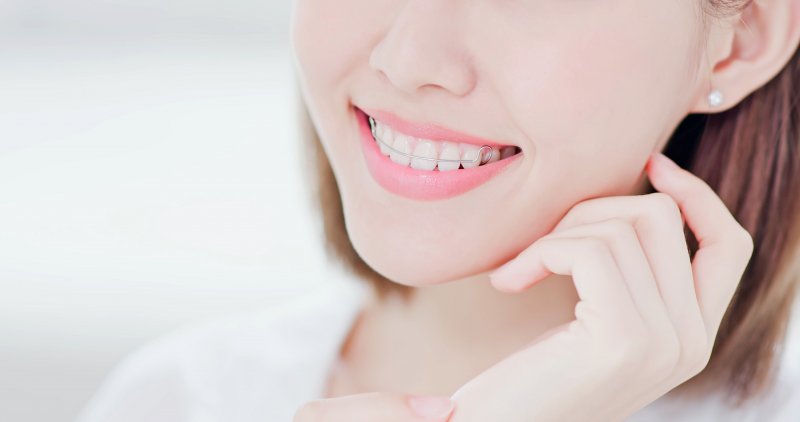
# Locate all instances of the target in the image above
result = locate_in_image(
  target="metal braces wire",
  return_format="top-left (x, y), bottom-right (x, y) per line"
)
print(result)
top-left (368, 116), bottom-right (493, 165)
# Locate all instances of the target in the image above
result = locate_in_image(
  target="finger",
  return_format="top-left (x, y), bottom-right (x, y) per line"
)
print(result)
top-left (293, 393), bottom-right (455, 422)
top-left (647, 152), bottom-right (754, 343)
top-left (489, 236), bottom-right (642, 334)
top-left (541, 218), bottom-right (677, 356)
top-left (537, 218), bottom-right (685, 416)
top-left (550, 192), bottom-right (700, 320)
top-left (483, 235), bottom-right (649, 420)
top-left (548, 192), bottom-right (707, 374)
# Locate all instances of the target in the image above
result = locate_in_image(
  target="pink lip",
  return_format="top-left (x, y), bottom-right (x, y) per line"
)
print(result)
top-left (359, 107), bottom-right (513, 148)
top-left (355, 105), bottom-right (522, 201)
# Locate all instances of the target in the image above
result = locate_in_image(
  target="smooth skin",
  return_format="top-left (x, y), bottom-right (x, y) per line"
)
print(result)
top-left (291, 0), bottom-right (800, 420)
top-left (293, 152), bottom-right (753, 421)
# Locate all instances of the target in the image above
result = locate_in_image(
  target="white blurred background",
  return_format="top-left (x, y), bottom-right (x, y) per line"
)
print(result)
top-left (0, 1), bottom-right (354, 421)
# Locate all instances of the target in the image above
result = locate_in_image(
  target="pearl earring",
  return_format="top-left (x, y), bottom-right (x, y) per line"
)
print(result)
top-left (707, 89), bottom-right (724, 107)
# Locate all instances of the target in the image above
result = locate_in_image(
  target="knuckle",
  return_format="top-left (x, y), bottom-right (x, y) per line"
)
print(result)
top-left (605, 218), bottom-right (637, 241)
top-left (688, 348), bottom-right (713, 377)
top-left (737, 227), bottom-right (755, 257)
top-left (647, 192), bottom-right (682, 221)
top-left (604, 217), bottom-right (633, 233)
top-left (683, 334), bottom-right (713, 376)
top-left (566, 197), bottom-right (605, 220)
top-left (685, 344), bottom-right (712, 376)
top-left (559, 202), bottom-right (589, 227)
top-left (700, 348), bottom-right (713, 370)
top-left (580, 237), bottom-right (612, 258)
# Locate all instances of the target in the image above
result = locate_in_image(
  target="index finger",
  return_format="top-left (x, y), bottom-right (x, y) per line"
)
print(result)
top-left (647, 152), bottom-right (755, 342)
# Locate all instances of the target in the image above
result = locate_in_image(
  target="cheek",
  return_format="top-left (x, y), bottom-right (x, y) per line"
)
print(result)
top-left (489, 4), bottom-right (698, 191)
top-left (292, 0), bottom-right (398, 88)
top-left (291, 0), bottom-right (374, 108)
top-left (292, 1), bottom-right (359, 70)
top-left (291, 0), bottom-right (373, 189)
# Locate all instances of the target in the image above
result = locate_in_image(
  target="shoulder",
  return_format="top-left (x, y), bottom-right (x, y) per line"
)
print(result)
top-left (76, 278), bottom-right (371, 422)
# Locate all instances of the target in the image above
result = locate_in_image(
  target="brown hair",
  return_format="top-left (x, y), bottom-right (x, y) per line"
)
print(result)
top-left (296, 0), bottom-right (800, 409)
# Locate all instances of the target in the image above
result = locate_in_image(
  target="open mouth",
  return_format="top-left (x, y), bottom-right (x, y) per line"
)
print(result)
top-left (355, 106), bottom-right (523, 201)
top-left (365, 113), bottom-right (522, 172)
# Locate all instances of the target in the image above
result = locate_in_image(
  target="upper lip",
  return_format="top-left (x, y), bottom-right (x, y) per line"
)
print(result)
top-left (358, 106), bottom-right (514, 148)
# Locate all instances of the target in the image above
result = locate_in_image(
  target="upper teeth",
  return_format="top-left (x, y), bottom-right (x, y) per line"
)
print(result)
top-left (368, 116), bottom-right (517, 171)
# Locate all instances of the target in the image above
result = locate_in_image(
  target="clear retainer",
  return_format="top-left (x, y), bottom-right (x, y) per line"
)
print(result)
top-left (368, 116), bottom-right (494, 166)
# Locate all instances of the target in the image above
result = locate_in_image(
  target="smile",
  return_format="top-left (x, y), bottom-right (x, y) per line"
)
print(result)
top-left (368, 115), bottom-right (522, 171)
top-left (354, 105), bottom-right (523, 201)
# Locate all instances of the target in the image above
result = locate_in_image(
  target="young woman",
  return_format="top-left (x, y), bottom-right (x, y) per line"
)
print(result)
top-left (79, 1), bottom-right (800, 421)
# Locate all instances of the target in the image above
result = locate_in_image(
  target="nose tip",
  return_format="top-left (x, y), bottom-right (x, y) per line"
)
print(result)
top-left (368, 8), bottom-right (476, 97)
top-left (370, 48), bottom-right (477, 96)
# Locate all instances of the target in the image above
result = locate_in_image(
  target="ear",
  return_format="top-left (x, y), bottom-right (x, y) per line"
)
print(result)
top-left (690, 0), bottom-right (800, 113)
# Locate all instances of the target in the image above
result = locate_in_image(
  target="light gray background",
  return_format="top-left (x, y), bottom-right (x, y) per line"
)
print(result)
top-left (0, 2), bottom-right (350, 421)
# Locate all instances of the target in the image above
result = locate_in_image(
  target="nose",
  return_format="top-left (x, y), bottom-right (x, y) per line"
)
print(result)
top-left (368, 1), bottom-right (477, 97)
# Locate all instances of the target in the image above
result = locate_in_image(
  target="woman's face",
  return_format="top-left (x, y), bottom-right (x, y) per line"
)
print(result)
top-left (291, 1), bottom-right (708, 286)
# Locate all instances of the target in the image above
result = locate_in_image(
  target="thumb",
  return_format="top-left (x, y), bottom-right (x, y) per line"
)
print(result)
top-left (293, 392), bottom-right (456, 422)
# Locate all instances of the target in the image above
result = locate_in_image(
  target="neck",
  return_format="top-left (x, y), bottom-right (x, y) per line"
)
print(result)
top-left (400, 271), bottom-right (580, 351)
top-left (328, 271), bottom-right (580, 397)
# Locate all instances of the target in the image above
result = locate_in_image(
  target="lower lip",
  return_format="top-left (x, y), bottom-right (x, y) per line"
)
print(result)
top-left (355, 106), bottom-right (522, 201)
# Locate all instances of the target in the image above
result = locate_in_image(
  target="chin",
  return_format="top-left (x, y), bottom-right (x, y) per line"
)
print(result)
top-left (344, 218), bottom-right (495, 287)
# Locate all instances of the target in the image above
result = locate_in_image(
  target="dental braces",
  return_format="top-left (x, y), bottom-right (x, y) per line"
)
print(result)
top-left (368, 116), bottom-right (494, 166)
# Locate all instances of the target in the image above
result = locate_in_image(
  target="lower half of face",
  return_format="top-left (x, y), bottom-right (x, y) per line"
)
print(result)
top-left (291, 0), bottom-right (705, 286)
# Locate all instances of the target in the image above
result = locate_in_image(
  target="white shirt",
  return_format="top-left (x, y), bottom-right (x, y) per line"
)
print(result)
top-left (76, 276), bottom-right (800, 422)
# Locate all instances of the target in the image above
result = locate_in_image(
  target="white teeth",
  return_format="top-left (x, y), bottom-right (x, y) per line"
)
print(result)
top-left (410, 141), bottom-right (438, 171)
top-left (378, 126), bottom-right (394, 156)
top-left (389, 134), bottom-right (412, 166)
top-left (460, 145), bottom-right (483, 169)
top-left (370, 116), bottom-right (518, 171)
top-left (437, 142), bottom-right (461, 172)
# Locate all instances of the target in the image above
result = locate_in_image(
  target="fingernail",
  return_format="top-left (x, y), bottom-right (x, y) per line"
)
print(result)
top-left (407, 395), bottom-right (455, 420)
top-left (654, 152), bottom-right (680, 170)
